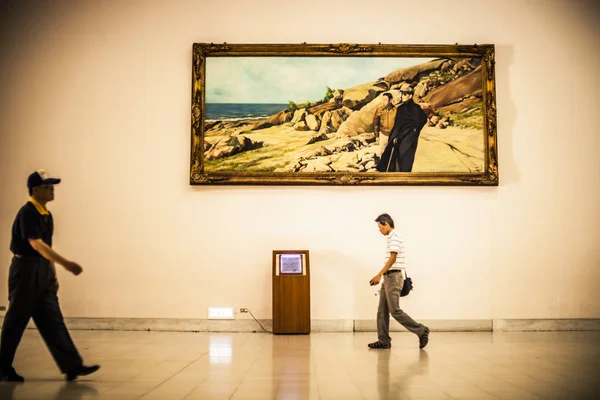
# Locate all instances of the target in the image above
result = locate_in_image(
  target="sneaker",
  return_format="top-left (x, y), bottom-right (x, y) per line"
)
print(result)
top-left (66, 364), bottom-right (100, 381)
top-left (0, 367), bottom-right (25, 382)
top-left (367, 341), bottom-right (391, 349)
top-left (419, 327), bottom-right (430, 349)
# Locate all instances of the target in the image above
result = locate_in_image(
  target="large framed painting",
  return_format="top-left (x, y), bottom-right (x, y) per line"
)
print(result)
top-left (190, 43), bottom-right (498, 185)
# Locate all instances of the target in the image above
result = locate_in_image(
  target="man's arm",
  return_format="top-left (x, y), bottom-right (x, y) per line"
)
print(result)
top-left (50, 261), bottom-right (60, 290)
top-left (370, 252), bottom-right (397, 285)
top-left (28, 238), bottom-right (82, 275)
top-left (417, 106), bottom-right (427, 132)
top-left (390, 110), bottom-right (402, 144)
top-left (373, 109), bottom-right (381, 134)
top-left (379, 252), bottom-right (397, 276)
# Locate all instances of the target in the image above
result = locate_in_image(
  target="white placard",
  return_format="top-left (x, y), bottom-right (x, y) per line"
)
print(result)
top-left (280, 254), bottom-right (303, 274)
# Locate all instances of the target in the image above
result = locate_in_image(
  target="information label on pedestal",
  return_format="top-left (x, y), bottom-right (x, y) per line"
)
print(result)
top-left (280, 254), bottom-right (303, 274)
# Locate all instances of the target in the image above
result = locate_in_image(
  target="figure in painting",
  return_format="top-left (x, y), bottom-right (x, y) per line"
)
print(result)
top-left (377, 84), bottom-right (428, 172)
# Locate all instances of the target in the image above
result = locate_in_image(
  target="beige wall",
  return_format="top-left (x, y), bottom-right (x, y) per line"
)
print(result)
top-left (1, 0), bottom-right (599, 322)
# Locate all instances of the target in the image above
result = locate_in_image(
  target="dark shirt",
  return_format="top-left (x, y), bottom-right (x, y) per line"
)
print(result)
top-left (10, 202), bottom-right (53, 257)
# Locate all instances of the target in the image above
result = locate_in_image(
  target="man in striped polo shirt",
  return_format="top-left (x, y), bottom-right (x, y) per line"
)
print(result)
top-left (368, 213), bottom-right (429, 349)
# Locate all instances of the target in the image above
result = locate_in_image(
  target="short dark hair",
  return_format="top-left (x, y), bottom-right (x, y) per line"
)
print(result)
top-left (375, 213), bottom-right (394, 228)
top-left (383, 93), bottom-right (393, 101)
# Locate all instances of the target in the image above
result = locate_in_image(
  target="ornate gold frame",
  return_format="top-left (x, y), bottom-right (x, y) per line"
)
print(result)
top-left (190, 43), bottom-right (498, 186)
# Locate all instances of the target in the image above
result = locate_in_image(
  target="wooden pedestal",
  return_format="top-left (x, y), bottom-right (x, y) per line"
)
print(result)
top-left (272, 250), bottom-right (310, 334)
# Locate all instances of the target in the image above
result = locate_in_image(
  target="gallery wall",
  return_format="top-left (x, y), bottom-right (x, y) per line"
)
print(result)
top-left (0, 0), bottom-right (599, 325)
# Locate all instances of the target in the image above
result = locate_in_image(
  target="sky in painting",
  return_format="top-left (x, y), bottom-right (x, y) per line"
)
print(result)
top-left (206, 57), bottom-right (435, 104)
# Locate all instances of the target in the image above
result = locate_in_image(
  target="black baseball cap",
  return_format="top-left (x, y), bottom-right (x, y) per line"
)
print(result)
top-left (27, 170), bottom-right (61, 190)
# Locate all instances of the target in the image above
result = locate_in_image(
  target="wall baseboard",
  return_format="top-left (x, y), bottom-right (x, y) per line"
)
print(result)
top-left (1, 317), bottom-right (598, 332)
top-left (354, 319), bottom-right (492, 332)
top-left (493, 319), bottom-right (600, 332)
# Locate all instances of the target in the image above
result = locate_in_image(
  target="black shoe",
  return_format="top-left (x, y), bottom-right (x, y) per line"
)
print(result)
top-left (419, 327), bottom-right (430, 349)
top-left (0, 367), bottom-right (25, 382)
top-left (66, 364), bottom-right (100, 381)
top-left (368, 341), bottom-right (391, 349)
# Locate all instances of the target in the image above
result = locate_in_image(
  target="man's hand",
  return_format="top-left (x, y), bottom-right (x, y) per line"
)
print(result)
top-left (28, 239), bottom-right (84, 277)
top-left (370, 273), bottom-right (382, 286)
top-left (64, 261), bottom-right (83, 276)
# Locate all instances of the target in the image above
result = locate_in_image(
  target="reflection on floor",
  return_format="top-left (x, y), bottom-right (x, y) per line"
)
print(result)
top-left (0, 330), bottom-right (599, 399)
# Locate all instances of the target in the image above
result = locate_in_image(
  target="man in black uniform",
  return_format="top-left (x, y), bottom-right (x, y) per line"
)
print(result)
top-left (377, 84), bottom-right (428, 172)
top-left (0, 170), bottom-right (100, 382)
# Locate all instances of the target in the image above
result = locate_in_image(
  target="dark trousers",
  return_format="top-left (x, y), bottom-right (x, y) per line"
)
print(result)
top-left (0, 257), bottom-right (82, 374)
top-left (396, 137), bottom-right (419, 172)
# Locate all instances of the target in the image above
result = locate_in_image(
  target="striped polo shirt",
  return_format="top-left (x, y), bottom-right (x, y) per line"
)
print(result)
top-left (385, 229), bottom-right (406, 271)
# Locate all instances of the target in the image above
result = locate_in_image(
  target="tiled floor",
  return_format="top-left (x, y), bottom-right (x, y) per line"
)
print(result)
top-left (0, 330), bottom-right (599, 399)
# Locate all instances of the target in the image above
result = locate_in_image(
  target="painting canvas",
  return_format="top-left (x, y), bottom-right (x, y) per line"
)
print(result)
top-left (190, 44), bottom-right (498, 185)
